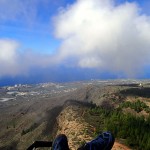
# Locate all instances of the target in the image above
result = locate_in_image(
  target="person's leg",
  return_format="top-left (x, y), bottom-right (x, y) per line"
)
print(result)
top-left (78, 131), bottom-right (115, 150)
top-left (52, 134), bottom-right (70, 150)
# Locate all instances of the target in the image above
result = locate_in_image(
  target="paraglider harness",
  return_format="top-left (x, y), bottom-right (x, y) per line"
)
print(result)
top-left (27, 141), bottom-right (52, 150)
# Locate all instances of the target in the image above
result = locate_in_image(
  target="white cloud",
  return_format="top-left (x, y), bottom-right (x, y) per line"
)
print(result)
top-left (0, 39), bottom-right (18, 62)
top-left (1, 0), bottom-right (150, 78)
top-left (54, 0), bottom-right (150, 77)
top-left (0, 39), bottom-right (21, 76)
top-left (0, 39), bottom-right (54, 77)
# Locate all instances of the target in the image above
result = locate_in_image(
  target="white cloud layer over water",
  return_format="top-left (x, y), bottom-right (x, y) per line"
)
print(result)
top-left (54, 0), bottom-right (150, 77)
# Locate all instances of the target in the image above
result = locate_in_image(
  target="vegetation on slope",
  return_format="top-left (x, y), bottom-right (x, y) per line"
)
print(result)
top-left (119, 100), bottom-right (150, 113)
top-left (84, 106), bottom-right (150, 150)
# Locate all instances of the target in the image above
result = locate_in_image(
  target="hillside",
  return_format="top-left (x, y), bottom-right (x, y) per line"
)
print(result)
top-left (0, 81), bottom-right (150, 149)
top-left (54, 100), bottom-right (131, 150)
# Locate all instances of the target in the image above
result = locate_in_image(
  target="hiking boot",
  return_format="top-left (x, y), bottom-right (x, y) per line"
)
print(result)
top-left (78, 131), bottom-right (115, 150)
top-left (52, 134), bottom-right (70, 150)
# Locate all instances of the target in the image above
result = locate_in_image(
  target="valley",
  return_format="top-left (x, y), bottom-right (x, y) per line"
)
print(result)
top-left (0, 80), bottom-right (150, 149)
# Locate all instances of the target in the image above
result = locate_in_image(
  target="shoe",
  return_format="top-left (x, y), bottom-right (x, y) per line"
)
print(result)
top-left (52, 134), bottom-right (70, 150)
top-left (79, 131), bottom-right (115, 150)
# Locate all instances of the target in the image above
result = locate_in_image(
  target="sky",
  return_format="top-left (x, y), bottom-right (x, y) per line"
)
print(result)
top-left (0, 0), bottom-right (150, 86)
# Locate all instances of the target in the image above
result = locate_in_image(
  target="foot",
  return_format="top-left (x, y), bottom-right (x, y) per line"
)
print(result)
top-left (52, 134), bottom-right (70, 150)
top-left (78, 131), bottom-right (115, 150)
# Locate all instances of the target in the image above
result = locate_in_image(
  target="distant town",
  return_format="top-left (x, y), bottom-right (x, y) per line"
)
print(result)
top-left (0, 79), bottom-right (148, 103)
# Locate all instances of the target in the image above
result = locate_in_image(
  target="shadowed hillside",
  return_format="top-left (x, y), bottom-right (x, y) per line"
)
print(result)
top-left (120, 87), bottom-right (150, 98)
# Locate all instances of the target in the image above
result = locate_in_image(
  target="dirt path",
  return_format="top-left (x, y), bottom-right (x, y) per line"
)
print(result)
top-left (112, 142), bottom-right (131, 150)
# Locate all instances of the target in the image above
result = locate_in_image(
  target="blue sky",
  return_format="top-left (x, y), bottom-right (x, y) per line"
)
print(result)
top-left (0, 0), bottom-right (150, 86)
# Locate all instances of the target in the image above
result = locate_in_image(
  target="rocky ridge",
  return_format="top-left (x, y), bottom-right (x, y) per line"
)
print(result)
top-left (54, 101), bottom-right (131, 150)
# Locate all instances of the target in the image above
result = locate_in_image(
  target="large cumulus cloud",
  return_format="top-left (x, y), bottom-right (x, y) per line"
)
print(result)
top-left (53, 0), bottom-right (150, 77)
top-left (1, 0), bottom-right (150, 78)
